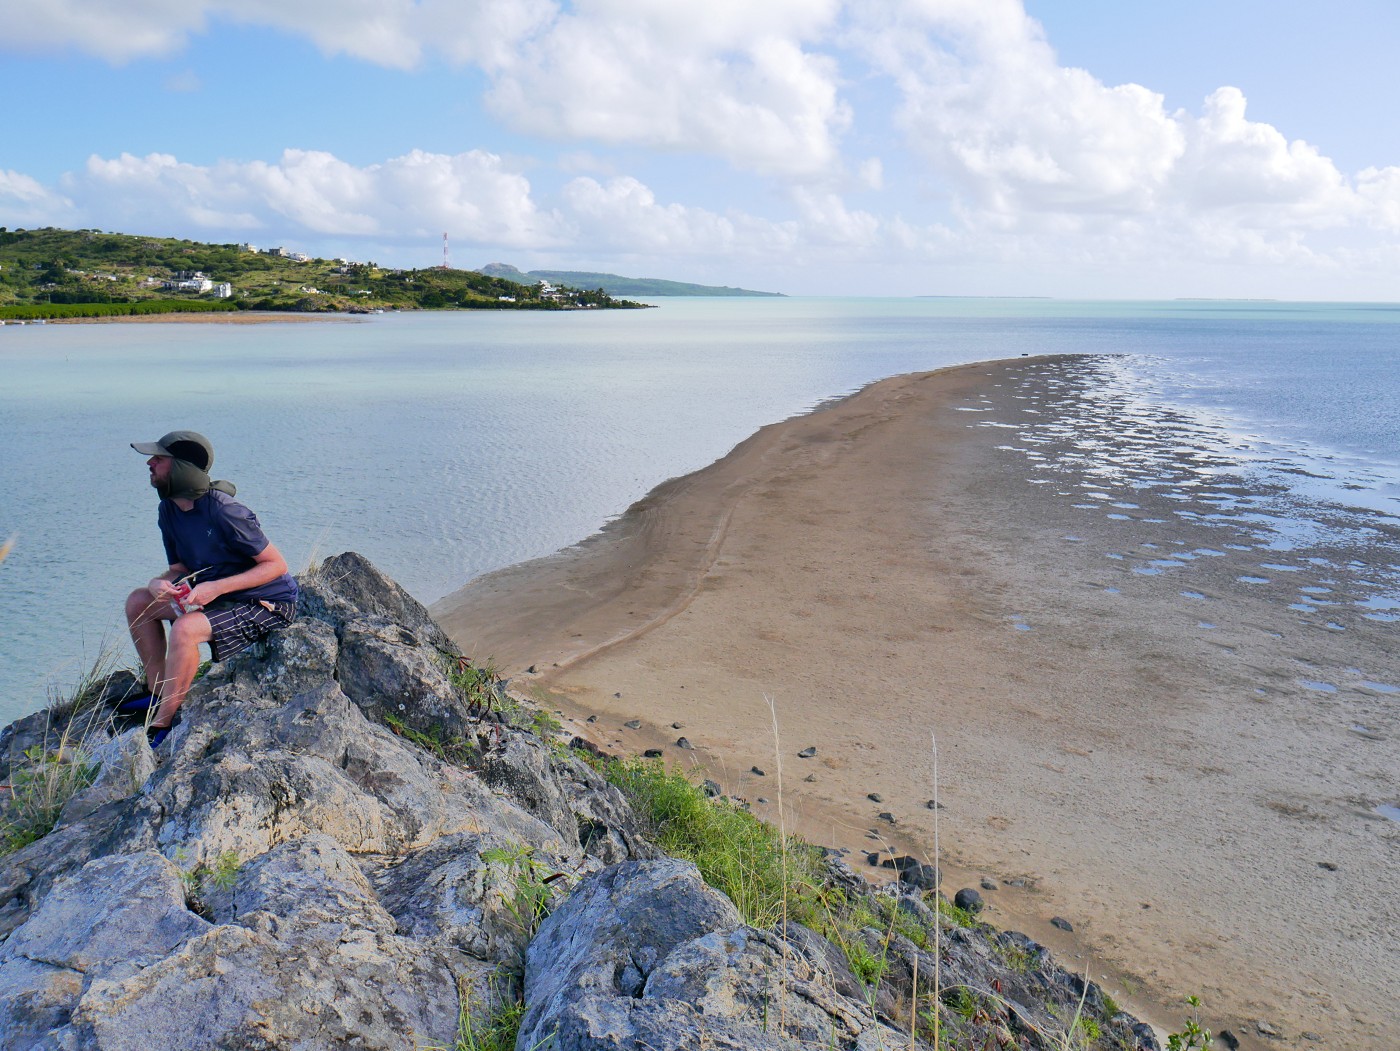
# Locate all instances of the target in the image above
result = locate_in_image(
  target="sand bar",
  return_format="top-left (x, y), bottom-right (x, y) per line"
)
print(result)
top-left (434, 356), bottom-right (1399, 1049)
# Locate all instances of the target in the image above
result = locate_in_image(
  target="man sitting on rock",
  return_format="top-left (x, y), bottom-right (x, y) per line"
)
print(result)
top-left (121, 431), bottom-right (299, 747)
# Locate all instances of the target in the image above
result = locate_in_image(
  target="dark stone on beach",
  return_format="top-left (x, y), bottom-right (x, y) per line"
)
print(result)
top-left (803, 774), bottom-right (816, 783)
top-left (624, 719), bottom-right (642, 729)
top-left (526, 665), bottom-right (537, 674)
top-left (1050, 916), bottom-right (1074, 932)
top-left (867, 792), bottom-right (882, 803)
top-left (1256, 1020), bottom-right (1282, 1038)
top-left (702, 780), bottom-right (722, 798)
top-left (1219, 1031), bottom-right (1240, 1050)
top-left (980, 878), bottom-right (998, 890)
top-left (866, 852), bottom-right (882, 867)
top-left (1301, 1032), bottom-right (1323, 1042)
top-left (586, 715), bottom-right (597, 723)
top-left (672, 722), bottom-right (683, 729)
top-left (797, 746), bottom-right (817, 758)
top-left (877, 812), bottom-right (896, 824)
top-left (613, 692), bottom-right (621, 698)
top-left (569, 736), bottom-right (608, 761)
top-left (676, 737), bottom-right (692, 750)
top-left (885, 856), bottom-right (939, 890)
top-left (925, 799), bottom-right (944, 809)
top-left (756, 798), bottom-right (768, 804)
top-left (1007, 878), bottom-right (1030, 888)
top-left (954, 888), bottom-right (984, 914)
top-left (751, 766), bottom-right (765, 776)
top-left (643, 749), bottom-right (663, 759)
top-left (1318, 860), bottom-right (1337, 871)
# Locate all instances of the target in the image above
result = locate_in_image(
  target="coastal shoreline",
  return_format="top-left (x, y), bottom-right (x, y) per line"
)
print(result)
top-left (434, 355), bottom-right (1399, 1049)
top-left (42, 311), bottom-right (359, 324)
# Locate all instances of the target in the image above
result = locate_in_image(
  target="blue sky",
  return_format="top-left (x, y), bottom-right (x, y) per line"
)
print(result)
top-left (4, 0), bottom-right (1400, 298)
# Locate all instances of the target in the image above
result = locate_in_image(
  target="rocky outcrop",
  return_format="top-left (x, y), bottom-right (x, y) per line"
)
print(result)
top-left (0, 553), bottom-right (1155, 1050)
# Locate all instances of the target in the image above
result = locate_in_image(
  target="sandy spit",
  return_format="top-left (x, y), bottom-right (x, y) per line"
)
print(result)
top-left (434, 356), bottom-right (1399, 1049)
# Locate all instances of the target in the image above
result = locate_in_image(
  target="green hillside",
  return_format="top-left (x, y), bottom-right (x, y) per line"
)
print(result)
top-left (0, 227), bottom-right (646, 319)
top-left (478, 262), bottom-right (783, 297)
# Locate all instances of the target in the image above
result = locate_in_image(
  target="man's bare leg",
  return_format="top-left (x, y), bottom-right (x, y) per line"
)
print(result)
top-left (125, 588), bottom-right (175, 694)
top-left (152, 612), bottom-right (212, 728)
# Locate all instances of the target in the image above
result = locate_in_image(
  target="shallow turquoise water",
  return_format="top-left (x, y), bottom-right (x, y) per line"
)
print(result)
top-left (2, 297), bottom-right (1397, 723)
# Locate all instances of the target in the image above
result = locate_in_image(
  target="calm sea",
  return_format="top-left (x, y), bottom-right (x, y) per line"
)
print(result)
top-left (2, 298), bottom-right (1397, 726)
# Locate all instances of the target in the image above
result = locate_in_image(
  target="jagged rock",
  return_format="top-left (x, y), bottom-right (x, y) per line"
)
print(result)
top-left (520, 858), bottom-right (909, 1051)
top-left (56, 727), bottom-right (155, 828)
top-left (337, 618), bottom-right (473, 738)
top-left (297, 551), bottom-right (453, 651)
top-left (0, 553), bottom-right (658, 1049)
top-left (0, 552), bottom-right (1156, 1051)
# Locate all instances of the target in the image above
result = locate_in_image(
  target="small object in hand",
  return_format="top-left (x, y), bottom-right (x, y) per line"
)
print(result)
top-left (170, 580), bottom-right (202, 615)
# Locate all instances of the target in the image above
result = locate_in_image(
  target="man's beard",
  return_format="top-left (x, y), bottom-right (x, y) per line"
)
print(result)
top-left (150, 473), bottom-right (172, 499)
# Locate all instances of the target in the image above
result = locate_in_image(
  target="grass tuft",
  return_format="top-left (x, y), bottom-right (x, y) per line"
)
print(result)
top-left (0, 728), bottom-right (99, 856)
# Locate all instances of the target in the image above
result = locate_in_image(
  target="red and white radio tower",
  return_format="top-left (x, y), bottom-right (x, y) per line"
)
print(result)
top-left (442, 232), bottom-right (449, 270)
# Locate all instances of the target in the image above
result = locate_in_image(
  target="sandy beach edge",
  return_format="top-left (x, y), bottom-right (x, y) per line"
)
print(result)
top-left (433, 355), bottom-right (1398, 1050)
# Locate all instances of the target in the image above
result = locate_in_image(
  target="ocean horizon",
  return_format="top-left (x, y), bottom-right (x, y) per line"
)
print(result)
top-left (2, 297), bottom-right (1397, 726)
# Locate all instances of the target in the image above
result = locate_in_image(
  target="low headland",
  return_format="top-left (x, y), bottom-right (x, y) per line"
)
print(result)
top-left (0, 227), bottom-right (649, 321)
top-left (435, 356), bottom-right (1399, 1050)
top-left (1, 553), bottom-right (1155, 1050)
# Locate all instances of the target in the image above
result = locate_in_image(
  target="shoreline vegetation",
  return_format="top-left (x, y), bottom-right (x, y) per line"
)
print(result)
top-left (0, 226), bottom-right (654, 321)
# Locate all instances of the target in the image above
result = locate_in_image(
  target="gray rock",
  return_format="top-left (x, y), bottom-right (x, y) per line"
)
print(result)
top-left (0, 553), bottom-right (1157, 1051)
top-left (520, 859), bottom-right (740, 1047)
top-left (337, 619), bottom-right (472, 738)
top-left (0, 851), bottom-right (210, 1049)
top-left (624, 719), bottom-right (642, 730)
top-left (798, 746), bottom-right (817, 758)
top-left (1050, 916), bottom-right (1074, 932)
top-left (297, 551), bottom-right (452, 651)
top-left (56, 727), bottom-right (155, 828)
top-left (521, 859), bottom-right (908, 1051)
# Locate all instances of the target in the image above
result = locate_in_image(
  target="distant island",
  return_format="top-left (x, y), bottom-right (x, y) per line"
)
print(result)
top-left (0, 227), bottom-right (648, 321)
top-left (477, 263), bottom-right (783, 298)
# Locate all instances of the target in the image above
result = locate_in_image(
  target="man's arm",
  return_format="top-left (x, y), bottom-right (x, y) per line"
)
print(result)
top-left (187, 543), bottom-right (288, 607)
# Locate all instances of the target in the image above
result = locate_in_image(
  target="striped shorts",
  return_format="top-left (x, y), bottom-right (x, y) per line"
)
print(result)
top-left (203, 599), bottom-right (297, 662)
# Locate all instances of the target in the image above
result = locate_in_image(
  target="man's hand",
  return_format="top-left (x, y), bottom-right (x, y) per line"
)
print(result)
top-left (147, 577), bottom-right (178, 601)
top-left (187, 581), bottom-right (223, 609)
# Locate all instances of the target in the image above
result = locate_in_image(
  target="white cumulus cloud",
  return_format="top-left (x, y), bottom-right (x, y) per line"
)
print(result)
top-left (486, 0), bottom-right (849, 177)
top-left (66, 148), bottom-right (559, 248)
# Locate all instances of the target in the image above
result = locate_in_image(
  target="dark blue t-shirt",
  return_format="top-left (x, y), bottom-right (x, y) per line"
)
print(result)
top-left (158, 490), bottom-right (298, 604)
